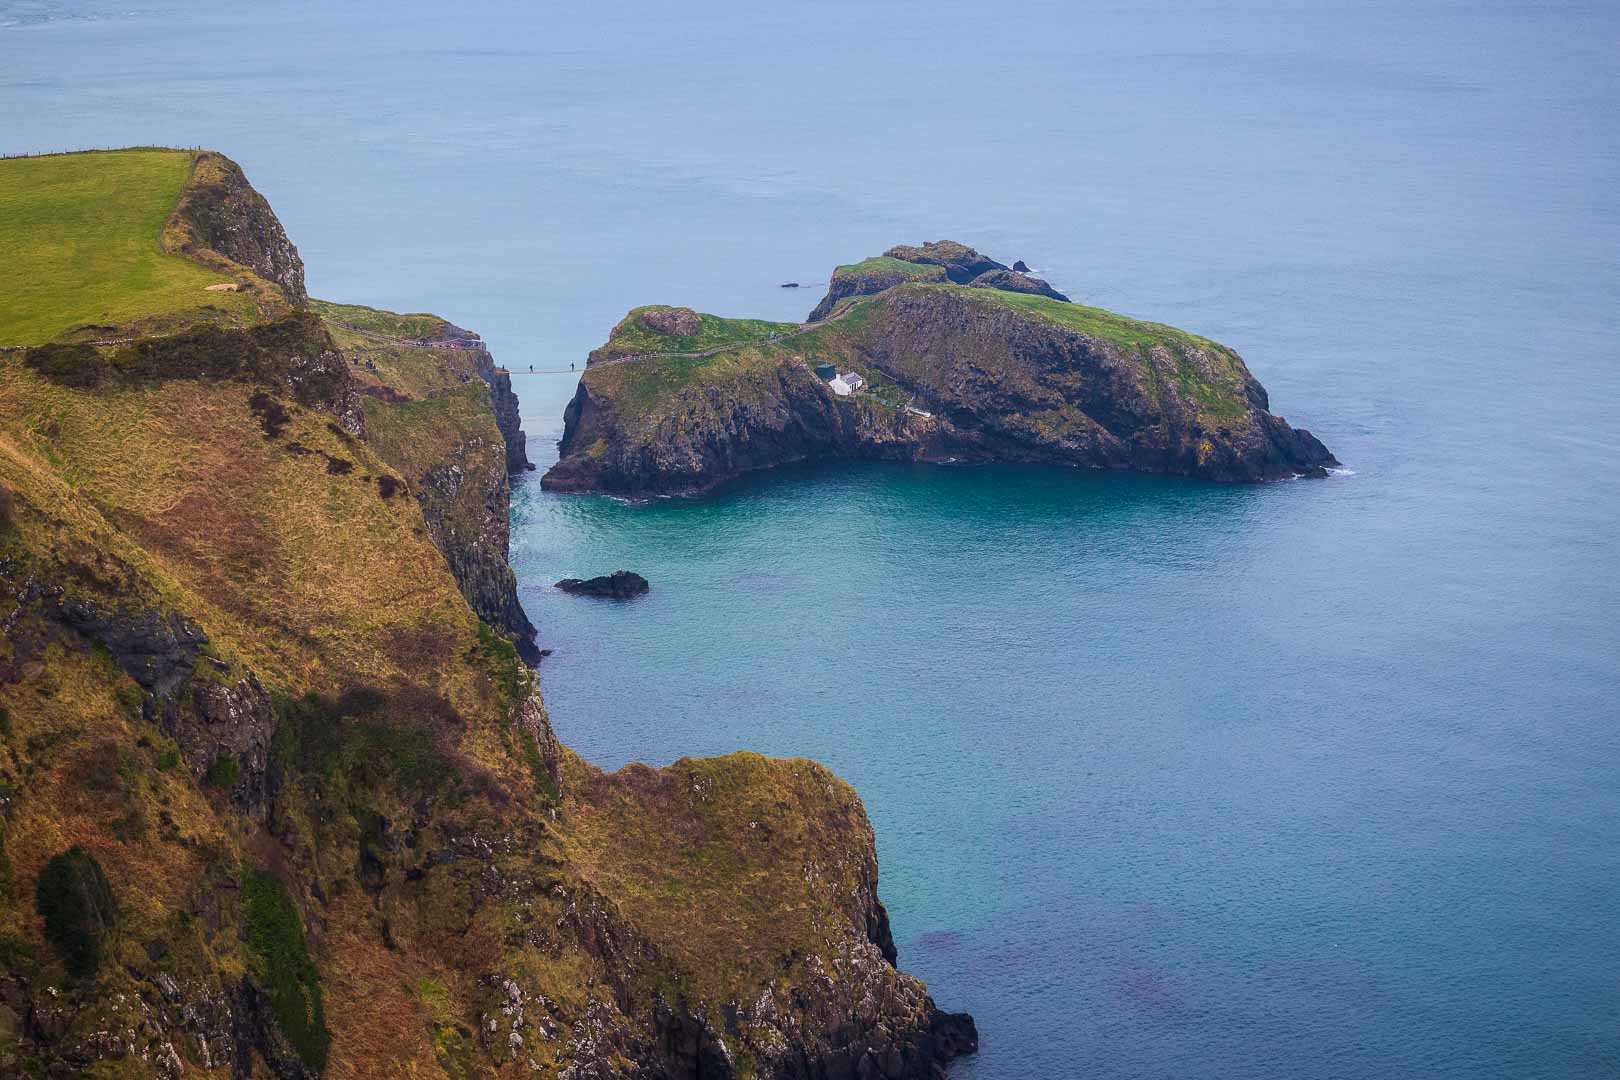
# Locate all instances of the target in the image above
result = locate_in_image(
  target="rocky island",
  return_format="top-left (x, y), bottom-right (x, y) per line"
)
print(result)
top-left (0, 150), bottom-right (973, 1077)
top-left (543, 241), bottom-right (1335, 498)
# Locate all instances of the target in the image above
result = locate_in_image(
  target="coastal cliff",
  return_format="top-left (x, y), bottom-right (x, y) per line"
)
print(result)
top-left (0, 150), bottom-right (972, 1078)
top-left (312, 301), bottom-right (537, 652)
top-left (544, 243), bottom-right (1336, 498)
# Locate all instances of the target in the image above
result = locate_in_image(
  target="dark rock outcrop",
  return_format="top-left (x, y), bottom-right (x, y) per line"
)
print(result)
top-left (808, 239), bottom-right (1006, 322)
top-left (882, 240), bottom-right (1006, 283)
top-left (807, 259), bottom-right (947, 322)
top-left (167, 151), bottom-right (308, 307)
top-left (545, 362), bottom-right (942, 498)
top-left (555, 570), bottom-right (649, 599)
top-left (54, 599), bottom-right (207, 699)
top-left (467, 335), bottom-right (530, 473)
top-left (640, 306), bottom-right (702, 337)
top-left (969, 267), bottom-right (1070, 301)
top-left (1012, 259), bottom-right (1031, 273)
top-left (26, 312), bottom-right (363, 436)
top-left (415, 451), bottom-right (538, 654)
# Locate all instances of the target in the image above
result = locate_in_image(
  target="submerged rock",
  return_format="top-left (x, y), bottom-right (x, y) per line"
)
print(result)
top-left (555, 570), bottom-right (650, 599)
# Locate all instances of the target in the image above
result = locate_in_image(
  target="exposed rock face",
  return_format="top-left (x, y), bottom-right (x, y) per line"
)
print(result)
top-left (479, 356), bottom-right (531, 473)
top-left (640, 305), bottom-right (703, 337)
top-left (324, 304), bottom-right (537, 650)
top-left (564, 753), bottom-right (976, 1079)
top-left (555, 570), bottom-right (649, 598)
top-left (184, 674), bottom-right (277, 823)
top-left (1012, 259), bottom-right (1031, 273)
top-left (807, 259), bottom-right (947, 323)
top-left (548, 250), bottom-right (1337, 497)
top-left (53, 598), bottom-right (207, 699)
top-left (545, 361), bottom-right (942, 497)
top-left (969, 267), bottom-right (1070, 301)
top-left (864, 285), bottom-right (1334, 481)
top-left (808, 240), bottom-right (1020, 323)
top-left (166, 151), bottom-right (308, 306)
top-left (7, 559), bottom-right (282, 825)
top-left (414, 448), bottom-right (538, 652)
top-left (882, 240), bottom-right (1007, 283)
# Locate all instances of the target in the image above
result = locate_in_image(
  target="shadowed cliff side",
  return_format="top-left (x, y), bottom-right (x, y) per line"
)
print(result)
top-left (312, 300), bottom-right (537, 653)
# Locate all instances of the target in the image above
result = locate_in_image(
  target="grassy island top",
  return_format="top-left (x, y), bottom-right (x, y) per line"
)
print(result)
top-left (0, 149), bottom-right (258, 345)
top-left (830, 255), bottom-right (948, 282)
top-left (585, 278), bottom-right (1254, 428)
top-left (924, 283), bottom-right (1230, 354)
top-left (598, 305), bottom-right (801, 358)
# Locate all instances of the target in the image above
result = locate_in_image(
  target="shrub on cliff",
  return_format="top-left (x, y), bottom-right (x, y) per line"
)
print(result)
top-left (244, 868), bottom-right (330, 1073)
top-left (35, 846), bottom-right (119, 979)
top-left (23, 342), bottom-right (113, 388)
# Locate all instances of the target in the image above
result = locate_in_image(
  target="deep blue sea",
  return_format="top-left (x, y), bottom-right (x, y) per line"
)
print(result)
top-left (7, 2), bottom-right (1619, 1075)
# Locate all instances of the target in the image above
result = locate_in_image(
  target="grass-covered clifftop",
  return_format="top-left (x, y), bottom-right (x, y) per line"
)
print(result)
top-left (545, 242), bottom-right (1337, 497)
top-left (0, 150), bottom-right (972, 1078)
top-left (0, 149), bottom-right (305, 346)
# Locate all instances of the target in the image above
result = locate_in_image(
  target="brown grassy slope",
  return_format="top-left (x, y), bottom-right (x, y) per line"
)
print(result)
top-left (0, 151), bottom-right (967, 1080)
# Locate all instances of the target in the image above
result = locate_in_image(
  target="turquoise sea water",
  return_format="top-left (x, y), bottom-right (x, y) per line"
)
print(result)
top-left (7, 1), bottom-right (1619, 1075)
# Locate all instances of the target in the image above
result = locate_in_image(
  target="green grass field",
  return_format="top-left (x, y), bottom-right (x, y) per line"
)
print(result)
top-left (0, 149), bottom-right (256, 345)
top-left (831, 255), bottom-right (947, 282)
top-left (938, 283), bottom-right (1226, 352)
top-left (310, 299), bottom-right (452, 344)
top-left (602, 306), bottom-right (800, 357)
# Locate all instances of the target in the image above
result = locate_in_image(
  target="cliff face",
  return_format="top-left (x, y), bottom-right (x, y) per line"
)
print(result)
top-left (967, 268), bottom-right (1069, 302)
top-left (478, 354), bottom-right (531, 474)
top-left (0, 150), bottom-right (972, 1080)
top-left (311, 301), bottom-right (537, 653)
top-left (544, 245), bottom-right (1335, 498)
top-left (165, 151), bottom-right (309, 309)
top-left (807, 257), bottom-right (947, 323)
top-left (860, 285), bottom-right (1334, 481)
top-left (881, 241), bottom-right (1006, 284)
top-left (547, 358), bottom-right (941, 497)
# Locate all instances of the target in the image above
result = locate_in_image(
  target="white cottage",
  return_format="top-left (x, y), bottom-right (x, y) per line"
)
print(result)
top-left (828, 371), bottom-right (866, 396)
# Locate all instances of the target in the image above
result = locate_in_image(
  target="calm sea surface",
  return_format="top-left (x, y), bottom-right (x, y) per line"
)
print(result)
top-left (7, 2), bottom-right (1619, 1075)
